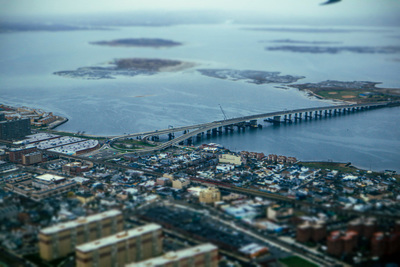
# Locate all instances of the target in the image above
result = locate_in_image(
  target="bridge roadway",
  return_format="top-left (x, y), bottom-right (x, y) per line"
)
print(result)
top-left (114, 101), bottom-right (396, 153)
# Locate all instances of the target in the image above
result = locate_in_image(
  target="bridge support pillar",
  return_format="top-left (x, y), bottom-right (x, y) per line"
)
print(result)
top-left (273, 116), bottom-right (281, 125)
top-left (206, 130), bottom-right (211, 136)
top-left (295, 113), bottom-right (302, 121)
top-left (168, 133), bottom-right (175, 140)
top-left (236, 122), bottom-right (246, 130)
top-left (283, 114), bottom-right (292, 123)
top-left (196, 133), bottom-right (202, 141)
top-left (224, 125), bottom-right (234, 132)
top-left (186, 137), bottom-right (193, 145)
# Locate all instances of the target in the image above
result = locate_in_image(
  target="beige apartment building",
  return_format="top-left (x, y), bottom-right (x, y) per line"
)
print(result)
top-left (219, 153), bottom-right (244, 166)
top-left (199, 187), bottom-right (221, 204)
top-left (131, 243), bottom-right (219, 267)
top-left (172, 178), bottom-right (190, 189)
top-left (39, 209), bottom-right (123, 261)
top-left (75, 223), bottom-right (163, 267)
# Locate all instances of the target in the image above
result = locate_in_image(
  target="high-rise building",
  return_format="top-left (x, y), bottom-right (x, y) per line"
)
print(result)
top-left (130, 243), bottom-right (218, 267)
top-left (39, 210), bottom-right (123, 261)
top-left (0, 118), bottom-right (31, 140)
top-left (75, 224), bottom-right (163, 267)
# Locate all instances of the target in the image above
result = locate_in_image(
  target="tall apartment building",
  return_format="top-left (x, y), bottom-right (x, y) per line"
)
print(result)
top-left (75, 224), bottom-right (163, 267)
top-left (0, 118), bottom-right (31, 140)
top-left (131, 243), bottom-right (218, 267)
top-left (39, 209), bottom-right (123, 261)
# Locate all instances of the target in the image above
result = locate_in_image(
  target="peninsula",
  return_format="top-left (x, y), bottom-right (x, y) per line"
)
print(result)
top-left (289, 80), bottom-right (400, 103)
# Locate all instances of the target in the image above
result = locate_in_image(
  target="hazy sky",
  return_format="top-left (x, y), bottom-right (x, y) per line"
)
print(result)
top-left (1, 0), bottom-right (400, 26)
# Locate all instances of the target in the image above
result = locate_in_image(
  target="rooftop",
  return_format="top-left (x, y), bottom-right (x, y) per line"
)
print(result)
top-left (35, 174), bottom-right (65, 182)
top-left (47, 140), bottom-right (99, 155)
top-left (129, 243), bottom-right (217, 267)
top-left (76, 224), bottom-right (161, 253)
top-left (40, 209), bottom-right (121, 235)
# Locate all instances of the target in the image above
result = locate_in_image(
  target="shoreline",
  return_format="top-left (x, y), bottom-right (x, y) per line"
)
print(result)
top-left (290, 80), bottom-right (400, 104)
top-left (159, 61), bottom-right (197, 72)
top-left (3, 101), bottom-right (399, 173)
top-left (302, 89), bottom-right (356, 104)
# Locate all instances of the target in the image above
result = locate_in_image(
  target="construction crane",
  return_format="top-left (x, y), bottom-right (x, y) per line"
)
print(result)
top-left (219, 104), bottom-right (228, 121)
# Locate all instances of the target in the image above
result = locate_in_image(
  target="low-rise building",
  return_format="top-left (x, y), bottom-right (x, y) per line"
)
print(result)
top-left (219, 153), bottom-right (244, 166)
top-left (5, 174), bottom-right (77, 201)
top-left (172, 178), bottom-right (190, 189)
top-left (199, 187), bottom-right (221, 204)
top-left (267, 204), bottom-right (293, 222)
top-left (7, 146), bottom-right (37, 163)
top-left (22, 151), bottom-right (43, 165)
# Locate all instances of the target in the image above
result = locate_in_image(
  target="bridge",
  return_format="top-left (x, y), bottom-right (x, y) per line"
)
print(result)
top-left (112, 101), bottom-right (398, 153)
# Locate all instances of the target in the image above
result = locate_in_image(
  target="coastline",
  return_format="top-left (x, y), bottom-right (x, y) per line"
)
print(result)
top-left (301, 89), bottom-right (357, 104)
top-left (48, 116), bottom-right (69, 129)
top-left (159, 61), bottom-right (196, 72)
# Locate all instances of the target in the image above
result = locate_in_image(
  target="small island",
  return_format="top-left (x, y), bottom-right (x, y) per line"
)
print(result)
top-left (268, 39), bottom-right (342, 45)
top-left (54, 58), bottom-right (194, 80)
top-left (198, 69), bottom-right (304, 84)
top-left (266, 45), bottom-right (400, 54)
top-left (289, 80), bottom-right (400, 103)
top-left (90, 38), bottom-right (182, 48)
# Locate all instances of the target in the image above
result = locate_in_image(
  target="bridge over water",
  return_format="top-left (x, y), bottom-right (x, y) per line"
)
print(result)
top-left (113, 101), bottom-right (399, 153)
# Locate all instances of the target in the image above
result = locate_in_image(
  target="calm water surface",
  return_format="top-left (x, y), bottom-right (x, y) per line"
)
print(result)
top-left (1, 24), bottom-right (399, 171)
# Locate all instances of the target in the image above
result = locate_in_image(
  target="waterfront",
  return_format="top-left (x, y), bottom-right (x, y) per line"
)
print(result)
top-left (1, 24), bottom-right (399, 171)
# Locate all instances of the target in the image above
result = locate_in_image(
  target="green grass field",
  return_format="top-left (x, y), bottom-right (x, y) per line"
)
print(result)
top-left (279, 256), bottom-right (319, 267)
